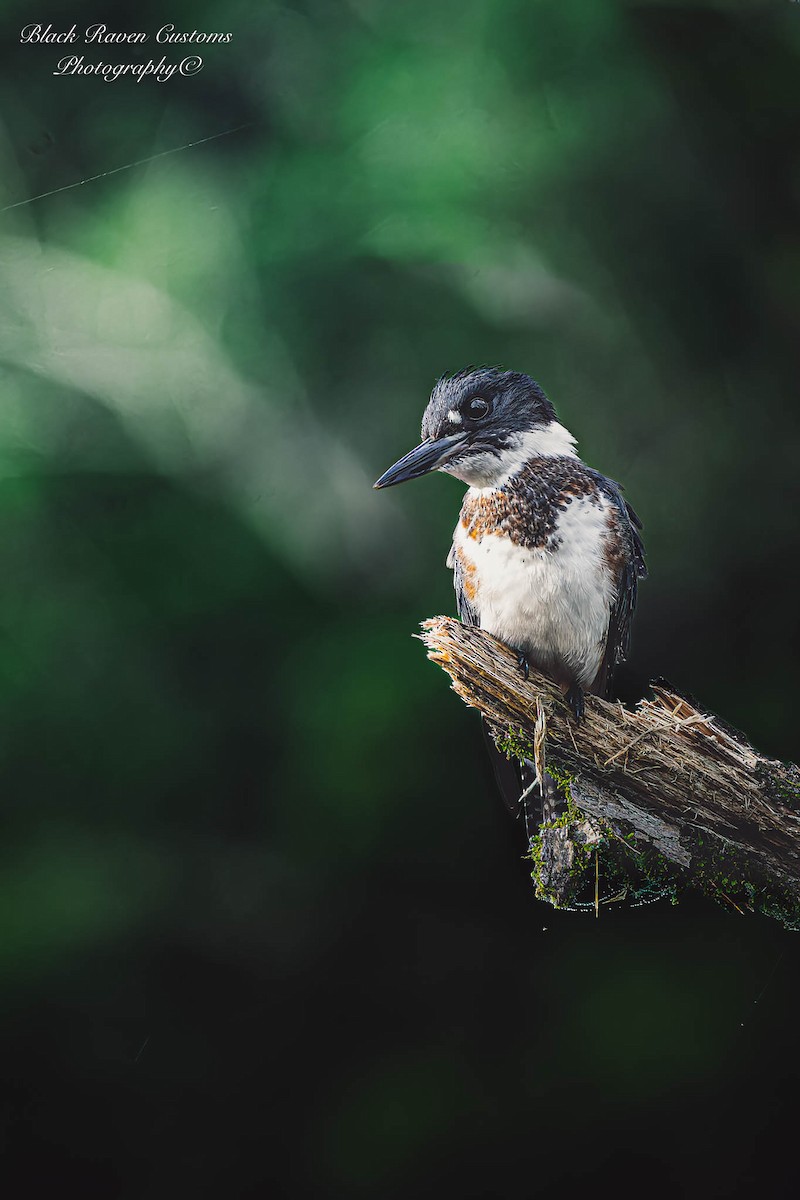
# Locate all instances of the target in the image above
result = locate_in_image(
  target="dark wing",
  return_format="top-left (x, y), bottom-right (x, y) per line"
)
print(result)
top-left (591, 475), bottom-right (647, 699)
top-left (446, 542), bottom-right (479, 627)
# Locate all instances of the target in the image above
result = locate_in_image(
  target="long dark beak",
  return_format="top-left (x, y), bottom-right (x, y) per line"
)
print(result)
top-left (373, 433), bottom-right (468, 489)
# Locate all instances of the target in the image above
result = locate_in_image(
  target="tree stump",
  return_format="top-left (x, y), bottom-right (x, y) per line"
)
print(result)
top-left (419, 617), bottom-right (800, 927)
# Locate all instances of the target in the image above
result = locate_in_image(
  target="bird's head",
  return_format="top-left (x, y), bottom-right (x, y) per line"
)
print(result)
top-left (373, 368), bottom-right (576, 491)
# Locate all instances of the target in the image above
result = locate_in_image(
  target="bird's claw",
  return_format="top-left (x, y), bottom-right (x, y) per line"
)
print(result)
top-left (566, 683), bottom-right (585, 724)
top-left (516, 651), bottom-right (530, 681)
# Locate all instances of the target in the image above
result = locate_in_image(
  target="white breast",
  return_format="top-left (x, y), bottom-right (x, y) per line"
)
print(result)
top-left (451, 494), bottom-right (616, 689)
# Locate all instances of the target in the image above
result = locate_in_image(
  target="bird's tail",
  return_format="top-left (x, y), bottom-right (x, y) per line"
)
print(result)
top-left (481, 718), bottom-right (564, 842)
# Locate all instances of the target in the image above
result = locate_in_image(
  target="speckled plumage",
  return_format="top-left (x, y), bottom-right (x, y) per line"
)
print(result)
top-left (456, 456), bottom-right (601, 550)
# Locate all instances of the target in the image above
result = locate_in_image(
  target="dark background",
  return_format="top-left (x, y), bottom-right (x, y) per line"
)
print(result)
top-left (0, 1), bottom-right (799, 1195)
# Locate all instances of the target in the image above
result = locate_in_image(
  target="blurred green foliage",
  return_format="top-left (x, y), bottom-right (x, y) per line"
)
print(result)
top-left (0, 0), bottom-right (799, 1195)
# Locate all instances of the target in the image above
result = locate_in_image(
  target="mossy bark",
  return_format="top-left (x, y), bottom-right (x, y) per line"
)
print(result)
top-left (419, 617), bottom-right (800, 927)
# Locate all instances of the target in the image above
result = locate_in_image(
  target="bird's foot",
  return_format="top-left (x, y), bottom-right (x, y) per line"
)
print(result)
top-left (516, 650), bottom-right (530, 681)
top-left (566, 683), bottom-right (585, 724)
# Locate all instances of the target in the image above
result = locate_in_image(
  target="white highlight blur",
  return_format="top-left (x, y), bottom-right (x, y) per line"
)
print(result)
top-left (0, 230), bottom-right (405, 585)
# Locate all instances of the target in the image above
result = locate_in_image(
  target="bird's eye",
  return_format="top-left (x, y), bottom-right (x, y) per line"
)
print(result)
top-left (464, 396), bottom-right (491, 420)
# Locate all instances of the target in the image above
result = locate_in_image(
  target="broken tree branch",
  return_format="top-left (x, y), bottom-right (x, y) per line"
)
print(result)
top-left (419, 616), bottom-right (800, 925)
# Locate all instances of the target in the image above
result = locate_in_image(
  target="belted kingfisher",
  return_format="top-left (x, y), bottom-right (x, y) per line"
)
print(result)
top-left (374, 368), bottom-right (647, 732)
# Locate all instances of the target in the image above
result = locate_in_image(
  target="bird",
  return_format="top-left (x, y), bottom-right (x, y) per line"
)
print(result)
top-left (373, 367), bottom-right (647, 817)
